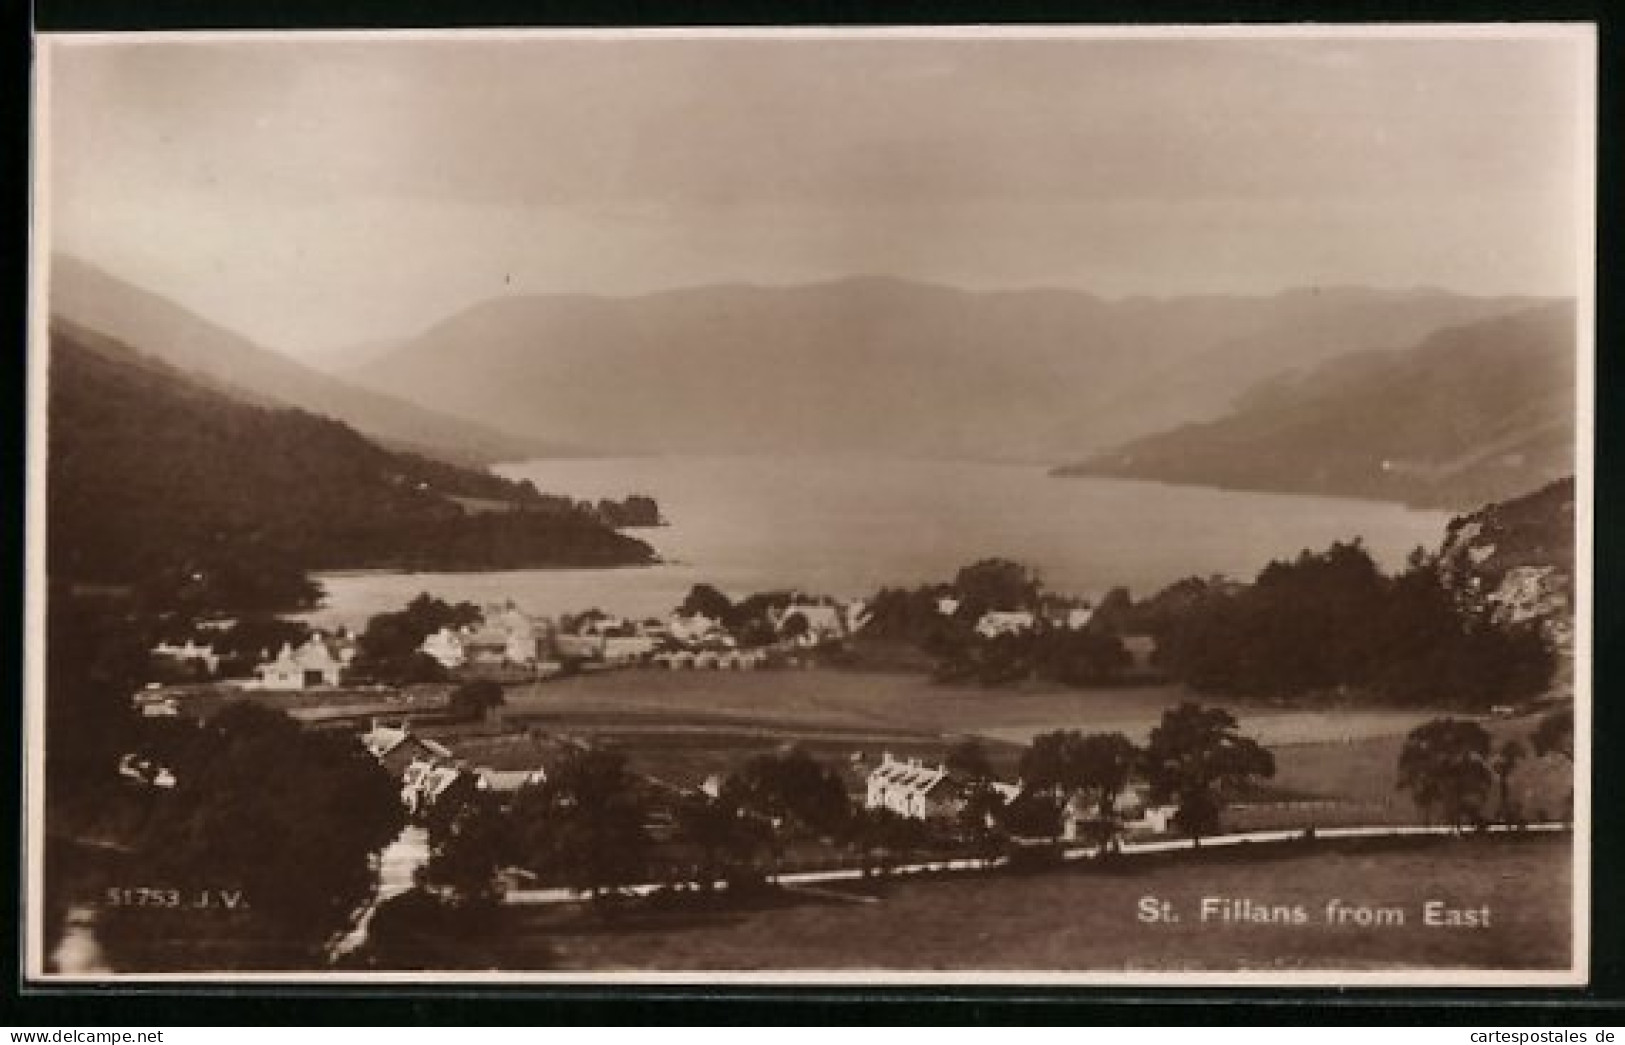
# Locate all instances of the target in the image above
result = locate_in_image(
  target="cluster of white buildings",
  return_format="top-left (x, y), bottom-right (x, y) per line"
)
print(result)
top-left (362, 722), bottom-right (548, 817)
top-left (411, 596), bottom-right (874, 674)
top-left (251, 633), bottom-right (358, 690)
top-left (146, 629), bottom-right (362, 695)
top-left (933, 598), bottom-right (1098, 639)
top-left (418, 603), bottom-right (552, 672)
top-left (863, 752), bottom-right (1174, 839)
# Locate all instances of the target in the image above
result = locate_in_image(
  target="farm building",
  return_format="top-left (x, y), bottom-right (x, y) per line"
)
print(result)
top-left (361, 724), bottom-right (453, 779)
top-left (865, 753), bottom-right (968, 821)
top-left (419, 627), bottom-right (466, 669)
top-left (1060, 782), bottom-right (1176, 840)
top-left (151, 638), bottom-right (222, 675)
top-left (253, 634), bottom-right (355, 690)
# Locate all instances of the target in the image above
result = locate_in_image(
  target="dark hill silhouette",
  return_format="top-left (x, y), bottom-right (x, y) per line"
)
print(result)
top-left (47, 322), bottom-right (654, 612)
top-left (49, 255), bottom-right (578, 466)
top-left (1057, 303), bottom-right (1576, 508)
top-left (350, 276), bottom-right (1548, 463)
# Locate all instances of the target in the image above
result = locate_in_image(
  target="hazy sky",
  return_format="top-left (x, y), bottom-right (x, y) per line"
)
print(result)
top-left (43, 28), bottom-right (1593, 359)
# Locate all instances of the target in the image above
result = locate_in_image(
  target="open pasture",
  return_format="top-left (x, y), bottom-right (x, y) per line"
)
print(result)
top-left (494, 667), bottom-right (1464, 793)
top-left (501, 667), bottom-right (1435, 745)
top-left (511, 833), bottom-right (1573, 973)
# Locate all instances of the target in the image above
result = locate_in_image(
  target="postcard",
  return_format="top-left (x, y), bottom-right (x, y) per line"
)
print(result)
top-left (25, 23), bottom-right (1595, 985)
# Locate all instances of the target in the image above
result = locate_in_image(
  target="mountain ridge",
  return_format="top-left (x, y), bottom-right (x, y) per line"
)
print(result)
top-left (351, 277), bottom-right (1553, 462)
top-left (47, 255), bottom-right (582, 466)
top-left (1054, 302), bottom-right (1577, 509)
top-left (47, 320), bottom-right (656, 611)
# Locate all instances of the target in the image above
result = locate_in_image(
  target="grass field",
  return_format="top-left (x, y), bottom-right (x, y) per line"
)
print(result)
top-left (483, 668), bottom-right (1569, 820)
top-left (506, 834), bottom-right (1573, 973)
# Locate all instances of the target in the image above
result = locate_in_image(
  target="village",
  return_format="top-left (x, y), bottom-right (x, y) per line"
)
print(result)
top-left (127, 588), bottom-right (1167, 834)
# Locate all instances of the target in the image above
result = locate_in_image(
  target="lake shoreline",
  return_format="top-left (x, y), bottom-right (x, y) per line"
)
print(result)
top-left (299, 457), bottom-right (1453, 629)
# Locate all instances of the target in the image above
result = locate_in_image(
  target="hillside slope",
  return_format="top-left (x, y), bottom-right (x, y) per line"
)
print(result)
top-left (350, 277), bottom-right (1546, 462)
top-left (48, 255), bottom-right (572, 466)
top-left (47, 323), bottom-right (655, 611)
top-left (1437, 477), bottom-right (1577, 656)
top-left (1056, 303), bottom-right (1577, 509)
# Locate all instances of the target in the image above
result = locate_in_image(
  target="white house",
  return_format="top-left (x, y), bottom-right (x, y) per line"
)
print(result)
top-left (603, 635), bottom-right (658, 664)
top-left (974, 610), bottom-right (1037, 639)
top-left (1063, 607), bottom-right (1096, 630)
top-left (419, 627), bottom-right (466, 670)
top-left (400, 760), bottom-right (470, 817)
top-left (474, 767), bottom-right (546, 798)
top-left (555, 633), bottom-right (606, 661)
top-left (777, 604), bottom-right (846, 647)
top-left (1060, 782), bottom-right (1176, 841)
top-left (668, 612), bottom-right (725, 645)
top-left (865, 753), bottom-right (967, 821)
top-left (362, 725), bottom-right (453, 779)
top-left (254, 634), bottom-right (350, 690)
top-left (151, 639), bottom-right (221, 675)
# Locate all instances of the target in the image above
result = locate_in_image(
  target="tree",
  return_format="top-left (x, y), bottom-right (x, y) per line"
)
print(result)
top-left (674, 793), bottom-right (772, 887)
top-left (1143, 703), bottom-right (1275, 844)
top-left (1396, 718), bottom-right (1493, 831)
top-left (135, 702), bottom-right (406, 953)
top-left (778, 612), bottom-right (811, 645)
top-left (678, 583), bottom-right (735, 625)
top-left (944, 738), bottom-right (994, 781)
top-left (954, 780), bottom-right (1010, 858)
top-left (1531, 708), bottom-right (1574, 762)
top-left (211, 616), bottom-right (312, 678)
top-left (449, 679), bottom-right (505, 722)
top-left (1530, 707), bottom-right (1575, 821)
top-left (1072, 732), bottom-right (1141, 849)
top-left (997, 789), bottom-right (1063, 840)
top-left (511, 747), bottom-right (650, 903)
top-left (1033, 628), bottom-right (1130, 686)
top-left (1152, 542), bottom-right (1556, 709)
top-left (722, 746), bottom-right (852, 839)
top-left (1089, 587), bottom-right (1135, 632)
top-left (1489, 739), bottom-right (1526, 825)
top-left (1017, 730), bottom-right (1140, 847)
top-left (952, 558), bottom-right (1040, 617)
top-left (348, 593), bottom-right (481, 685)
top-left (424, 787), bottom-right (513, 911)
top-left (44, 588), bottom-right (156, 824)
top-left (1018, 730), bottom-right (1084, 798)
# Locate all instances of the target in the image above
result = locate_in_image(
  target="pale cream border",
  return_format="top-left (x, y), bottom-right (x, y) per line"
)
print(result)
top-left (23, 22), bottom-right (1598, 988)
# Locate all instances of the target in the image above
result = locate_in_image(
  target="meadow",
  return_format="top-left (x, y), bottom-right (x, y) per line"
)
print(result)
top-left (478, 667), bottom-right (1570, 820)
top-left (495, 833), bottom-right (1574, 972)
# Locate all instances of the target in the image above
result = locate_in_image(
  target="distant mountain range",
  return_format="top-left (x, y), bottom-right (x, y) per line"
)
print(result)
top-left (345, 276), bottom-right (1552, 463)
top-left (49, 257), bottom-right (1575, 512)
top-left (48, 255), bottom-right (573, 466)
top-left (47, 322), bottom-right (655, 611)
top-left (1056, 303), bottom-right (1576, 509)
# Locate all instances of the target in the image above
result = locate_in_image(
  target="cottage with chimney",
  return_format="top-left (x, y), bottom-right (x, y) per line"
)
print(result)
top-left (254, 633), bottom-right (354, 690)
top-left (865, 753), bottom-right (968, 821)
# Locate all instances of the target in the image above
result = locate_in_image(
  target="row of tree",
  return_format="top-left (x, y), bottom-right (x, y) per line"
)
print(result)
top-left (87, 692), bottom-right (1574, 969)
top-left (863, 542), bottom-right (1557, 710)
top-left (1396, 708), bottom-right (1574, 829)
top-left (1154, 542), bottom-right (1555, 709)
top-left (396, 702), bottom-right (1278, 944)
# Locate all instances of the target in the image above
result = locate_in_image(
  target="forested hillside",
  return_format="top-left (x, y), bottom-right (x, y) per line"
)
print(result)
top-left (47, 324), bottom-right (655, 613)
top-left (50, 255), bottom-right (570, 465)
top-left (1057, 303), bottom-right (1575, 508)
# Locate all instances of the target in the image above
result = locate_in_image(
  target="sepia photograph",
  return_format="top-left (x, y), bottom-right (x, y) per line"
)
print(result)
top-left (25, 24), bottom-right (1594, 985)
